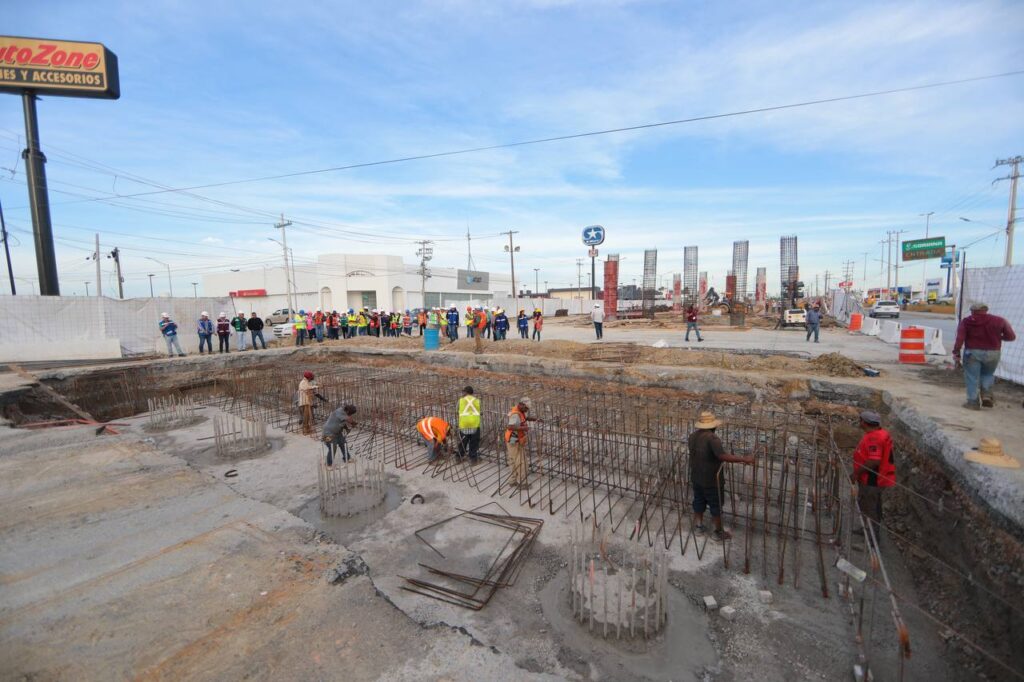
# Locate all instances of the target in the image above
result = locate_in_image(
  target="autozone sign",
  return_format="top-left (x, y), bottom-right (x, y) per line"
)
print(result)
top-left (0, 36), bottom-right (120, 99)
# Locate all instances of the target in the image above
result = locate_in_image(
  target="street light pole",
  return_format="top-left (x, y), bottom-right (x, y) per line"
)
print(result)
top-left (533, 268), bottom-right (539, 295)
top-left (84, 281), bottom-right (90, 296)
top-left (146, 257), bottom-right (172, 298)
top-left (274, 214), bottom-right (294, 316)
top-left (502, 230), bottom-right (520, 314)
top-left (148, 274), bottom-right (154, 298)
top-left (191, 282), bottom-right (198, 298)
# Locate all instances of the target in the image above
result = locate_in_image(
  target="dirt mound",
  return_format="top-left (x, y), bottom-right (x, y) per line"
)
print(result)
top-left (808, 353), bottom-right (865, 377)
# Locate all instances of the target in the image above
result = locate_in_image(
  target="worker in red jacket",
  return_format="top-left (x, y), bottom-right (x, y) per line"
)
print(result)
top-left (849, 410), bottom-right (895, 532)
top-left (952, 301), bottom-right (1016, 409)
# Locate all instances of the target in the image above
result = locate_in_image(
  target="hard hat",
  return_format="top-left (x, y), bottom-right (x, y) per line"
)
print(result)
top-left (299, 309), bottom-right (306, 315)
top-left (316, 307), bottom-right (321, 312)
top-left (219, 311), bottom-right (226, 317)
top-left (405, 309), bottom-right (410, 313)
top-left (201, 311), bottom-right (209, 316)
top-left (594, 304), bottom-right (600, 308)
top-left (161, 312), bottom-right (170, 318)
top-left (237, 310), bottom-right (244, 315)
top-left (348, 308), bottom-right (354, 313)
top-left (303, 371), bottom-right (314, 380)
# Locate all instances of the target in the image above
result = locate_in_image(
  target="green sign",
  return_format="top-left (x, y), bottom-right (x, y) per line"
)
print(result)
top-left (902, 236), bottom-right (945, 261)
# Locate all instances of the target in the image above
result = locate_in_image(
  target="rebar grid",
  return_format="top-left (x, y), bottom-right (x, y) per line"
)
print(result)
top-left (200, 364), bottom-right (843, 596)
top-left (317, 458), bottom-right (386, 517)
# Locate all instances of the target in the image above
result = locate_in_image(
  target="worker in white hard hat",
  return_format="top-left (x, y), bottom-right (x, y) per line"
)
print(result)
top-left (216, 312), bottom-right (231, 353)
top-left (591, 303), bottom-right (605, 340)
top-left (159, 312), bottom-right (186, 357)
top-left (231, 310), bottom-right (249, 351)
top-left (197, 311), bottom-right (214, 354)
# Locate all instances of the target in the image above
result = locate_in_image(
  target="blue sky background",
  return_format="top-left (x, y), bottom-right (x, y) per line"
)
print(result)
top-left (1, 0), bottom-right (1022, 297)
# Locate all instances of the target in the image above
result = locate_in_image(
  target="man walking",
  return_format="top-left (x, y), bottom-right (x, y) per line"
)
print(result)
top-left (248, 312), bottom-right (267, 349)
top-left (457, 386), bottom-right (482, 463)
top-left (688, 410), bottom-right (755, 541)
top-left (685, 305), bottom-right (703, 342)
top-left (591, 303), bottom-right (605, 340)
top-left (504, 398), bottom-right (540, 489)
top-left (953, 301), bottom-right (1016, 409)
top-left (322, 404), bottom-right (358, 466)
top-left (849, 410), bottom-right (895, 533)
top-left (197, 311), bottom-right (214, 354)
top-left (416, 415), bottom-right (451, 463)
top-left (805, 304), bottom-right (821, 343)
top-left (159, 313), bottom-right (186, 357)
top-left (231, 310), bottom-right (249, 351)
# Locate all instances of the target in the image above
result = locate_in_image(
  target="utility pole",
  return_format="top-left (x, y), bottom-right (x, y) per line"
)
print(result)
top-left (862, 252), bottom-right (870, 284)
top-left (502, 230), bottom-right (520, 314)
top-left (0, 196), bottom-right (14, 295)
top-left (84, 281), bottom-right (90, 296)
top-left (148, 273), bottom-right (155, 298)
top-left (533, 268), bottom-right (539, 295)
top-left (275, 214), bottom-right (294, 315)
top-left (893, 229), bottom-right (907, 297)
top-left (994, 156), bottom-right (1021, 266)
top-left (108, 247), bottom-right (124, 299)
top-left (416, 239), bottom-right (433, 308)
top-left (191, 282), bottom-right (198, 298)
top-left (94, 233), bottom-right (102, 297)
top-left (466, 227), bottom-right (476, 271)
top-left (576, 258), bottom-right (584, 300)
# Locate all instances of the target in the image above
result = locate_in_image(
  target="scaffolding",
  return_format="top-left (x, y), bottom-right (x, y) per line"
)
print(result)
top-left (641, 249), bottom-right (657, 319)
top-left (732, 240), bottom-right (749, 301)
top-left (672, 274), bottom-right (681, 312)
top-left (683, 246), bottom-right (698, 305)
top-left (780, 235), bottom-right (799, 295)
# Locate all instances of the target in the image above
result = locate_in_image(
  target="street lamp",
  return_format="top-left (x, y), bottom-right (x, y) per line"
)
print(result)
top-left (147, 274), bottom-right (155, 298)
top-left (145, 257), bottom-right (172, 298)
top-left (84, 281), bottom-right (90, 296)
top-left (533, 268), bottom-right (540, 295)
top-left (191, 282), bottom-right (198, 298)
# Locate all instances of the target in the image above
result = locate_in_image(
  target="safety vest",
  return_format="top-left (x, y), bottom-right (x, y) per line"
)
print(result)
top-left (402, 315), bottom-right (411, 327)
top-left (504, 406), bottom-right (527, 444)
top-left (357, 314), bottom-right (367, 328)
top-left (417, 417), bottom-right (449, 443)
top-left (458, 395), bottom-right (481, 430)
top-left (313, 312), bottom-right (324, 325)
top-left (293, 314), bottom-right (306, 329)
top-left (348, 314), bottom-right (357, 326)
top-left (476, 311), bottom-right (487, 330)
top-left (428, 311), bottom-right (439, 326)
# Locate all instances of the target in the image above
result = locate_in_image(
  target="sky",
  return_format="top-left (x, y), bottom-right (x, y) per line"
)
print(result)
top-left (1, 0), bottom-right (1022, 298)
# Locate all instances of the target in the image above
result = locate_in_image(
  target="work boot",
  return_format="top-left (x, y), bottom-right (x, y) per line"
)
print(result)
top-left (962, 401), bottom-right (981, 411)
top-left (981, 393), bottom-right (995, 408)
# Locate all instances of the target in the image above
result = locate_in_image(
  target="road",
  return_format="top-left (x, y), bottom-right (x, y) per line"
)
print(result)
top-left (893, 311), bottom-right (957, 341)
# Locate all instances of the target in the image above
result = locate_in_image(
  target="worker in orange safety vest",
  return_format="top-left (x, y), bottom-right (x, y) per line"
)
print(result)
top-left (417, 416), bottom-right (451, 463)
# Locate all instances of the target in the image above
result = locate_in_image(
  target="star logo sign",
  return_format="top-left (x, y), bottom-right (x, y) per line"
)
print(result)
top-left (586, 228), bottom-right (599, 241)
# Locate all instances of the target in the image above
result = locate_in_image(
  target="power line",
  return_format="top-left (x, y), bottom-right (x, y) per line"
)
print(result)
top-left (19, 70), bottom-right (1024, 205)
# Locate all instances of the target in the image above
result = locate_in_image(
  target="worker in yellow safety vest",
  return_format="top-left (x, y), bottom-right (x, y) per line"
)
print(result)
top-left (457, 386), bottom-right (482, 463)
top-left (293, 310), bottom-right (307, 347)
top-left (504, 397), bottom-right (541, 489)
top-left (356, 310), bottom-right (368, 335)
top-left (416, 416), bottom-right (450, 463)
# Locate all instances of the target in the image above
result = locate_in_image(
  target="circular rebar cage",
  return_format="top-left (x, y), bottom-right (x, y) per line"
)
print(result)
top-left (317, 457), bottom-right (386, 517)
top-left (569, 522), bottom-right (669, 640)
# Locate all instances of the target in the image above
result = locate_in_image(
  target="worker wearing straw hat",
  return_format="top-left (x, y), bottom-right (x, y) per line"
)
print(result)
top-left (688, 410), bottom-right (755, 542)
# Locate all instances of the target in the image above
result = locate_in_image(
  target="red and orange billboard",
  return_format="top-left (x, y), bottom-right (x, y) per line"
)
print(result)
top-left (0, 36), bottom-right (119, 99)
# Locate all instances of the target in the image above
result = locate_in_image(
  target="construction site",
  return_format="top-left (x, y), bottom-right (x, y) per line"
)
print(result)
top-left (1, 320), bottom-right (1022, 682)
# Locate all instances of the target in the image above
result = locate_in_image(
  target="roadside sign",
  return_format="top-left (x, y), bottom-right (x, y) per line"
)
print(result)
top-left (582, 225), bottom-right (605, 246)
top-left (0, 36), bottom-right (120, 99)
top-left (588, 247), bottom-right (598, 258)
top-left (838, 280), bottom-right (852, 288)
top-left (902, 236), bottom-right (945, 261)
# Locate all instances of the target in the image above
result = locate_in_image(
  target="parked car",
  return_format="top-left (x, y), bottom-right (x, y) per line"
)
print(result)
top-left (273, 322), bottom-right (295, 339)
top-left (869, 300), bottom-right (900, 319)
top-left (265, 308), bottom-right (296, 327)
top-left (782, 308), bottom-right (806, 327)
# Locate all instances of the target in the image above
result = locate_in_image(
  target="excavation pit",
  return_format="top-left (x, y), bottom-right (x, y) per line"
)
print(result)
top-left (3, 350), bottom-right (1021, 681)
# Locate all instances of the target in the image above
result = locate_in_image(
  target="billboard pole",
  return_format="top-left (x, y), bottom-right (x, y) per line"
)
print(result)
top-left (22, 92), bottom-right (59, 295)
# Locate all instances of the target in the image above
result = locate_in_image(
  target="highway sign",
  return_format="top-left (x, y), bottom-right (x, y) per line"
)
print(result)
top-left (902, 236), bottom-right (945, 261)
top-left (582, 225), bottom-right (605, 246)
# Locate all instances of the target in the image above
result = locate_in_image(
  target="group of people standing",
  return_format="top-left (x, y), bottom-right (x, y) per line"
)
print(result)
top-left (291, 308), bottom-right (415, 345)
top-left (158, 311), bottom-right (266, 357)
top-left (440, 306), bottom-right (544, 344)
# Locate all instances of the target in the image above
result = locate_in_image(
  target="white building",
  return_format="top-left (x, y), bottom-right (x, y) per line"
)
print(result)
top-left (202, 253), bottom-right (514, 314)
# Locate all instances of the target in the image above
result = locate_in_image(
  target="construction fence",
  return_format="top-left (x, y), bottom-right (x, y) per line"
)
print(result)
top-left (0, 294), bottom-right (233, 362)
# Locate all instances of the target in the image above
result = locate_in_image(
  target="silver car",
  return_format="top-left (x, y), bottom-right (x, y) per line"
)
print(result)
top-left (869, 300), bottom-right (900, 319)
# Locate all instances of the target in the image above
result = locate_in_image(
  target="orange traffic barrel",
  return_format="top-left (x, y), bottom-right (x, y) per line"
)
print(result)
top-left (899, 327), bottom-right (926, 364)
top-left (849, 313), bottom-right (862, 332)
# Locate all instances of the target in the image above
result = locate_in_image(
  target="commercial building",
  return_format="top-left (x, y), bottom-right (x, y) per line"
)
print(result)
top-left (202, 254), bottom-right (513, 313)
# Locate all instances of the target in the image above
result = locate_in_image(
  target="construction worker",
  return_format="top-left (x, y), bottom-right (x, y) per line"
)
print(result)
top-left (474, 307), bottom-right (487, 354)
top-left (591, 303), bottom-right (604, 340)
top-left (517, 310), bottom-right (529, 339)
top-left (685, 305), bottom-right (703, 342)
top-left (313, 308), bottom-right (325, 342)
top-left (322, 404), bottom-right (358, 466)
top-left (231, 310), bottom-right (249, 351)
top-left (953, 301), bottom-right (1016, 409)
top-left (346, 309), bottom-right (358, 338)
top-left (446, 306), bottom-right (460, 342)
top-left (293, 310), bottom-right (307, 346)
top-left (417, 309), bottom-right (428, 336)
top-left (504, 397), bottom-right (539, 489)
top-left (493, 309), bottom-right (509, 341)
top-left (248, 311), bottom-right (267, 349)
top-left (849, 410), bottom-right (895, 532)
top-left (484, 306), bottom-right (493, 339)
top-left (216, 312), bottom-right (232, 353)
top-left (298, 371), bottom-right (318, 435)
top-left (416, 415), bottom-right (451, 463)
top-left (457, 386), bottom-right (482, 463)
top-left (531, 309), bottom-right (543, 342)
top-left (688, 410), bottom-right (755, 542)
top-left (427, 307), bottom-right (439, 330)
top-left (196, 311), bottom-right (214, 354)
top-left (159, 313), bottom-right (186, 357)
top-left (466, 305), bottom-right (475, 338)
top-left (402, 310), bottom-right (413, 336)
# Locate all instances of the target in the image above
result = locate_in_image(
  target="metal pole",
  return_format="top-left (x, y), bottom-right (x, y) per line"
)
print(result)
top-left (84, 281), bottom-right (89, 296)
top-left (0, 196), bottom-right (15, 295)
top-left (276, 215), bottom-right (294, 316)
top-left (534, 268), bottom-right (539, 295)
top-left (165, 263), bottom-right (172, 298)
top-left (1005, 159), bottom-right (1018, 266)
top-left (192, 282), bottom-right (198, 298)
top-left (21, 92), bottom-right (59, 295)
top-left (591, 255), bottom-right (596, 301)
top-left (94, 233), bottom-right (102, 297)
top-left (148, 274), bottom-right (154, 298)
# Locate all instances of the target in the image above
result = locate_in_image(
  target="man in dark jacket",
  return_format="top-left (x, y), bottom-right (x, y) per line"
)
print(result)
top-left (247, 312), bottom-right (267, 349)
top-left (953, 301), bottom-right (1016, 409)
